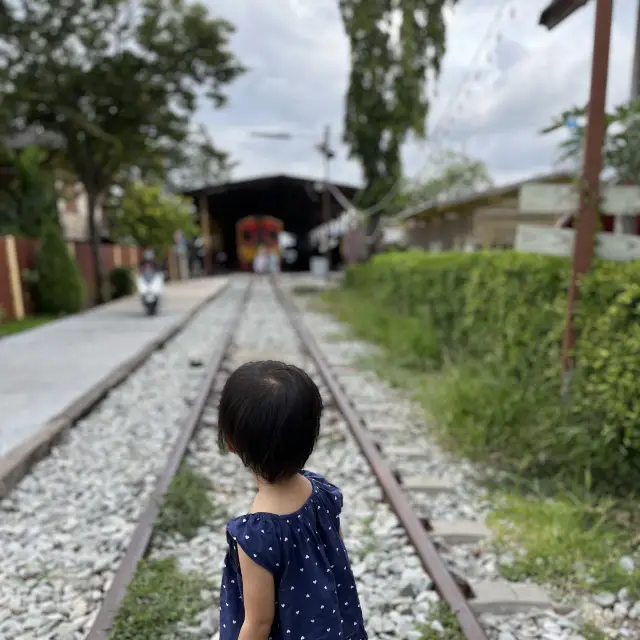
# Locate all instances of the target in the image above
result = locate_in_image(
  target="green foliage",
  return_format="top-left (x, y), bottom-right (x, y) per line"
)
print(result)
top-left (155, 462), bottom-right (224, 540)
top-left (110, 557), bottom-right (214, 640)
top-left (0, 145), bottom-right (61, 237)
top-left (542, 99), bottom-right (640, 182)
top-left (339, 0), bottom-right (459, 210)
top-left (110, 182), bottom-right (198, 256)
top-left (108, 266), bottom-right (135, 300)
top-left (339, 251), bottom-right (640, 494)
top-left (393, 149), bottom-right (494, 212)
top-left (0, 0), bottom-right (246, 300)
top-left (488, 493), bottom-right (640, 597)
top-left (416, 601), bottom-right (464, 639)
top-left (31, 224), bottom-right (85, 315)
top-left (0, 315), bottom-right (55, 337)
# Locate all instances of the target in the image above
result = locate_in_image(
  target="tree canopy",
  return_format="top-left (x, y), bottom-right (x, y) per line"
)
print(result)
top-left (542, 99), bottom-right (640, 183)
top-left (110, 182), bottom-right (198, 257)
top-left (338, 0), bottom-right (459, 212)
top-left (394, 148), bottom-right (493, 211)
top-left (0, 146), bottom-right (61, 237)
top-left (0, 0), bottom-right (245, 300)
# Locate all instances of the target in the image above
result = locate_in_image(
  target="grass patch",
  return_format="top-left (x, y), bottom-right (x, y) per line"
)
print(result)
top-left (0, 315), bottom-right (55, 337)
top-left (156, 462), bottom-right (224, 540)
top-left (320, 287), bottom-right (640, 602)
top-left (109, 557), bottom-right (214, 640)
top-left (488, 493), bottom-right (640, 597)
top-left (417, 601), bottom-right (464, 639)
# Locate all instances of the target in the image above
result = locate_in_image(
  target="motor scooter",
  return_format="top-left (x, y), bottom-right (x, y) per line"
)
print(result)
top-left (136, 265), bottom-right (164, 316)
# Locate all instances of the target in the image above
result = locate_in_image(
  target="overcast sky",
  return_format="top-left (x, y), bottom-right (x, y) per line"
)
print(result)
top-left (198, 0), bottom-right (637, 190)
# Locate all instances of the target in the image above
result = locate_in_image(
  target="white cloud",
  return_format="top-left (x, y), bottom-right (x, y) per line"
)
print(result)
top-left (199, 0), bottom-right (638, 194)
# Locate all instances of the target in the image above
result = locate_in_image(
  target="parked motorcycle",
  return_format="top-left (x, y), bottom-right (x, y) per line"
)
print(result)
top-left (136, 265), bottom-right (164, 316)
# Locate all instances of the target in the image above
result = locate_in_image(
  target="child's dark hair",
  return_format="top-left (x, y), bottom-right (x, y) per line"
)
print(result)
top-left (218, 360), bottom-right (323, 483)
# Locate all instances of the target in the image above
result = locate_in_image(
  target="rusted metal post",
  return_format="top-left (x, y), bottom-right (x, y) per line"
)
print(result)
top-left (561, 0), bottom-right (613, 381)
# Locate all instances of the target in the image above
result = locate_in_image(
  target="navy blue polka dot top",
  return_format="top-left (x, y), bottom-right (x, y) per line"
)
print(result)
top-left (220, 471), bottom-right (368, 640)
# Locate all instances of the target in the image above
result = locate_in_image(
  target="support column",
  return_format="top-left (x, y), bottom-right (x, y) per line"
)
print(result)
top-left (199, 195), bottom-right (213, 274)
top-left (5, 235), bottom-right (25, 320)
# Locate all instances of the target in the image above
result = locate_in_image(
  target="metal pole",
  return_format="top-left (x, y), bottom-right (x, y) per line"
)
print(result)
top-left (322, 125), bottom-right (331, 228)
top-left (561, 0), bottom-right (613, 381)
top-left (317, 125), bottom-right (334, 274)
top-left (631, 0), bottom-right (640, 98)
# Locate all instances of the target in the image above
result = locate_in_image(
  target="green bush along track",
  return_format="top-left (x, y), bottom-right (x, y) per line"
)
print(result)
top-left (318, 251), bottom-right (640, 602)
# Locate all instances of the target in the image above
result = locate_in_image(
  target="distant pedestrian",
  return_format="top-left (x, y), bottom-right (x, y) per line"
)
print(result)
top-left (217, 361), bottom-right (368, 640)
top-left (268, 248), bottom-right (280, 274)
top-left (253, 246), bottom-right (268, 274)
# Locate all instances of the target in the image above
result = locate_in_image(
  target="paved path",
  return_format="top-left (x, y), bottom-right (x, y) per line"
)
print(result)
top-left (0, 277), bottom-right (228, 457)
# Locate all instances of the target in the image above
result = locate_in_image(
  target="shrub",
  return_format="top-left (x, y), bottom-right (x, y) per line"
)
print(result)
top-left (109, 266), bottom-right (135, 300)
top-left (31, 224), bottom-right (85, 315)
top-left (340, 251), bottom-right (640, 494)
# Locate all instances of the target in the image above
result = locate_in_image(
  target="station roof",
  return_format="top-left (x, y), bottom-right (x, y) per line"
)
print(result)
top-left (184, 173), bottom-right (360, 200)
top-left (395, 170), bottom-right (575, 222)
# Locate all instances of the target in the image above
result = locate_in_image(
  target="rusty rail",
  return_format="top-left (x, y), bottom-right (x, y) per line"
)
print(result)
top-left (273, 279), bottom-right (488, 640)
top-left (85, 280), bottom-right (252, 640)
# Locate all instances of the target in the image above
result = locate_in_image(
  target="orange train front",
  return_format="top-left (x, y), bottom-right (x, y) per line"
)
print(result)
top-left (236, 215), bottom-right (284, 270)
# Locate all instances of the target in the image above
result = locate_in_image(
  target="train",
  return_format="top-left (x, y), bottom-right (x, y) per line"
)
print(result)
top-left (236, 215), bottom-right (284, 270)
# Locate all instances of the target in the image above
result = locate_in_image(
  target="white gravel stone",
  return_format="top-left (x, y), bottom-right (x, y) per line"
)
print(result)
top-left (0, 280), bottom-right (248, 640)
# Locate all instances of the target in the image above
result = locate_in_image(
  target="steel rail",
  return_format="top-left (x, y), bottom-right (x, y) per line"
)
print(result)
top-left (272, 278), bottom-right (488, 640)
top-left (86, 279), bottom-right (253, 640)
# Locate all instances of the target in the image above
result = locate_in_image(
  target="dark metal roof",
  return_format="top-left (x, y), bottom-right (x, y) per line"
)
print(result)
top-left (396, 170), bottom-right (576, 222)
top-left (183, 173), bottom-right (360, 199)
top-left (539, 0), bottom-right (590, 30)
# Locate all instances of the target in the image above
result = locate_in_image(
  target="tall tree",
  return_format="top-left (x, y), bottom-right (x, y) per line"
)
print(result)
top-left (0, 0), bottom-right (245, 301)
top-left (339, 0), bottom-right (459, 214)
top-left (166, 125), bottom-right (237, 193)
top-left (542, 99), bottom-right (640, 183)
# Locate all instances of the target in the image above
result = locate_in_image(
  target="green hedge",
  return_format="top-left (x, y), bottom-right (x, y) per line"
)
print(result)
top-left (109, 266), bottom-right (135, 300)
top-left (343, 251), bottom-right (640, 493)
top-left (29, 224), bottom-right (85, 315)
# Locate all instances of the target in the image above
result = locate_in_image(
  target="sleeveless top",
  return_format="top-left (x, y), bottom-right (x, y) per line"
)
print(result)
top-left (219, 471), bottom-right (368, 640)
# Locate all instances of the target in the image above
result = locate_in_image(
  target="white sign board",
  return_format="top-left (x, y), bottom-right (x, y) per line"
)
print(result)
top-left (519, 183), bottom-right (640, 216)
top-left (515, 224), bottom-right (640, 262)
top-left (381, 227), bottom-right (407, 246)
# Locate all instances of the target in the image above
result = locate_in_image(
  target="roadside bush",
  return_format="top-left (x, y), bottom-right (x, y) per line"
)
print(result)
top-left (30, 224), bottom-right (85, 315)
top-left (109, 266), bottom-right (135, 300)
top-left (339, 251), bottom-right (640, 494)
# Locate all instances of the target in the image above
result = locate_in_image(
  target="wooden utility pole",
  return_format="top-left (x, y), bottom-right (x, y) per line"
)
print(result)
top-left (561, 0), bottom-right (613, 381)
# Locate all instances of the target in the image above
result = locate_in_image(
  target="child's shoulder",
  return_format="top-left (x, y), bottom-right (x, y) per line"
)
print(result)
top-left (301, 470), bottom-right (343, 506)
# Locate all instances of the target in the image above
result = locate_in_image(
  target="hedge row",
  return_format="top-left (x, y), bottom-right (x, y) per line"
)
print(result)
top-left (343, 251), bottom-right (640, 493)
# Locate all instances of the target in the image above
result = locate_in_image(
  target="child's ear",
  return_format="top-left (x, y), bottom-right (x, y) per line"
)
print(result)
top-left (227, 442), bottom-right (236, 453)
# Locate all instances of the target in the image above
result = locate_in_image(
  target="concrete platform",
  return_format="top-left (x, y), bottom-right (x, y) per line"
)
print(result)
top-left (0, 277), bottom-right (228, 458)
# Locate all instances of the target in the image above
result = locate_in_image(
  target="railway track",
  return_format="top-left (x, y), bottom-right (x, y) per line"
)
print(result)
top-left (1, 275), bottom-right (578, 640)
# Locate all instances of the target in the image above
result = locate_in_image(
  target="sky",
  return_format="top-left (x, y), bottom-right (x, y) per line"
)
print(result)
top-left (198, 0), bottom-right (638, 192)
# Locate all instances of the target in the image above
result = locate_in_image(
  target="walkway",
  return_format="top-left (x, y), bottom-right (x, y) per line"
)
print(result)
top-left (0, 277), bottom-right (228, 457)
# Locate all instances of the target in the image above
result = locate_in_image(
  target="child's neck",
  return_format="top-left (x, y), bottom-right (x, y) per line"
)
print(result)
top-left (252, 473), bottom-right (312, 516)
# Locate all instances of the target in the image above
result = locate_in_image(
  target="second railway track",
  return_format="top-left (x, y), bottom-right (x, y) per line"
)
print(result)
top-left (2, 275), bottom-right (579, 640)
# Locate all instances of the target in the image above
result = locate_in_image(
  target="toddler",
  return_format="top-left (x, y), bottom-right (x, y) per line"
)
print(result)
top-left (218, 360), bottom-right (368, 640)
